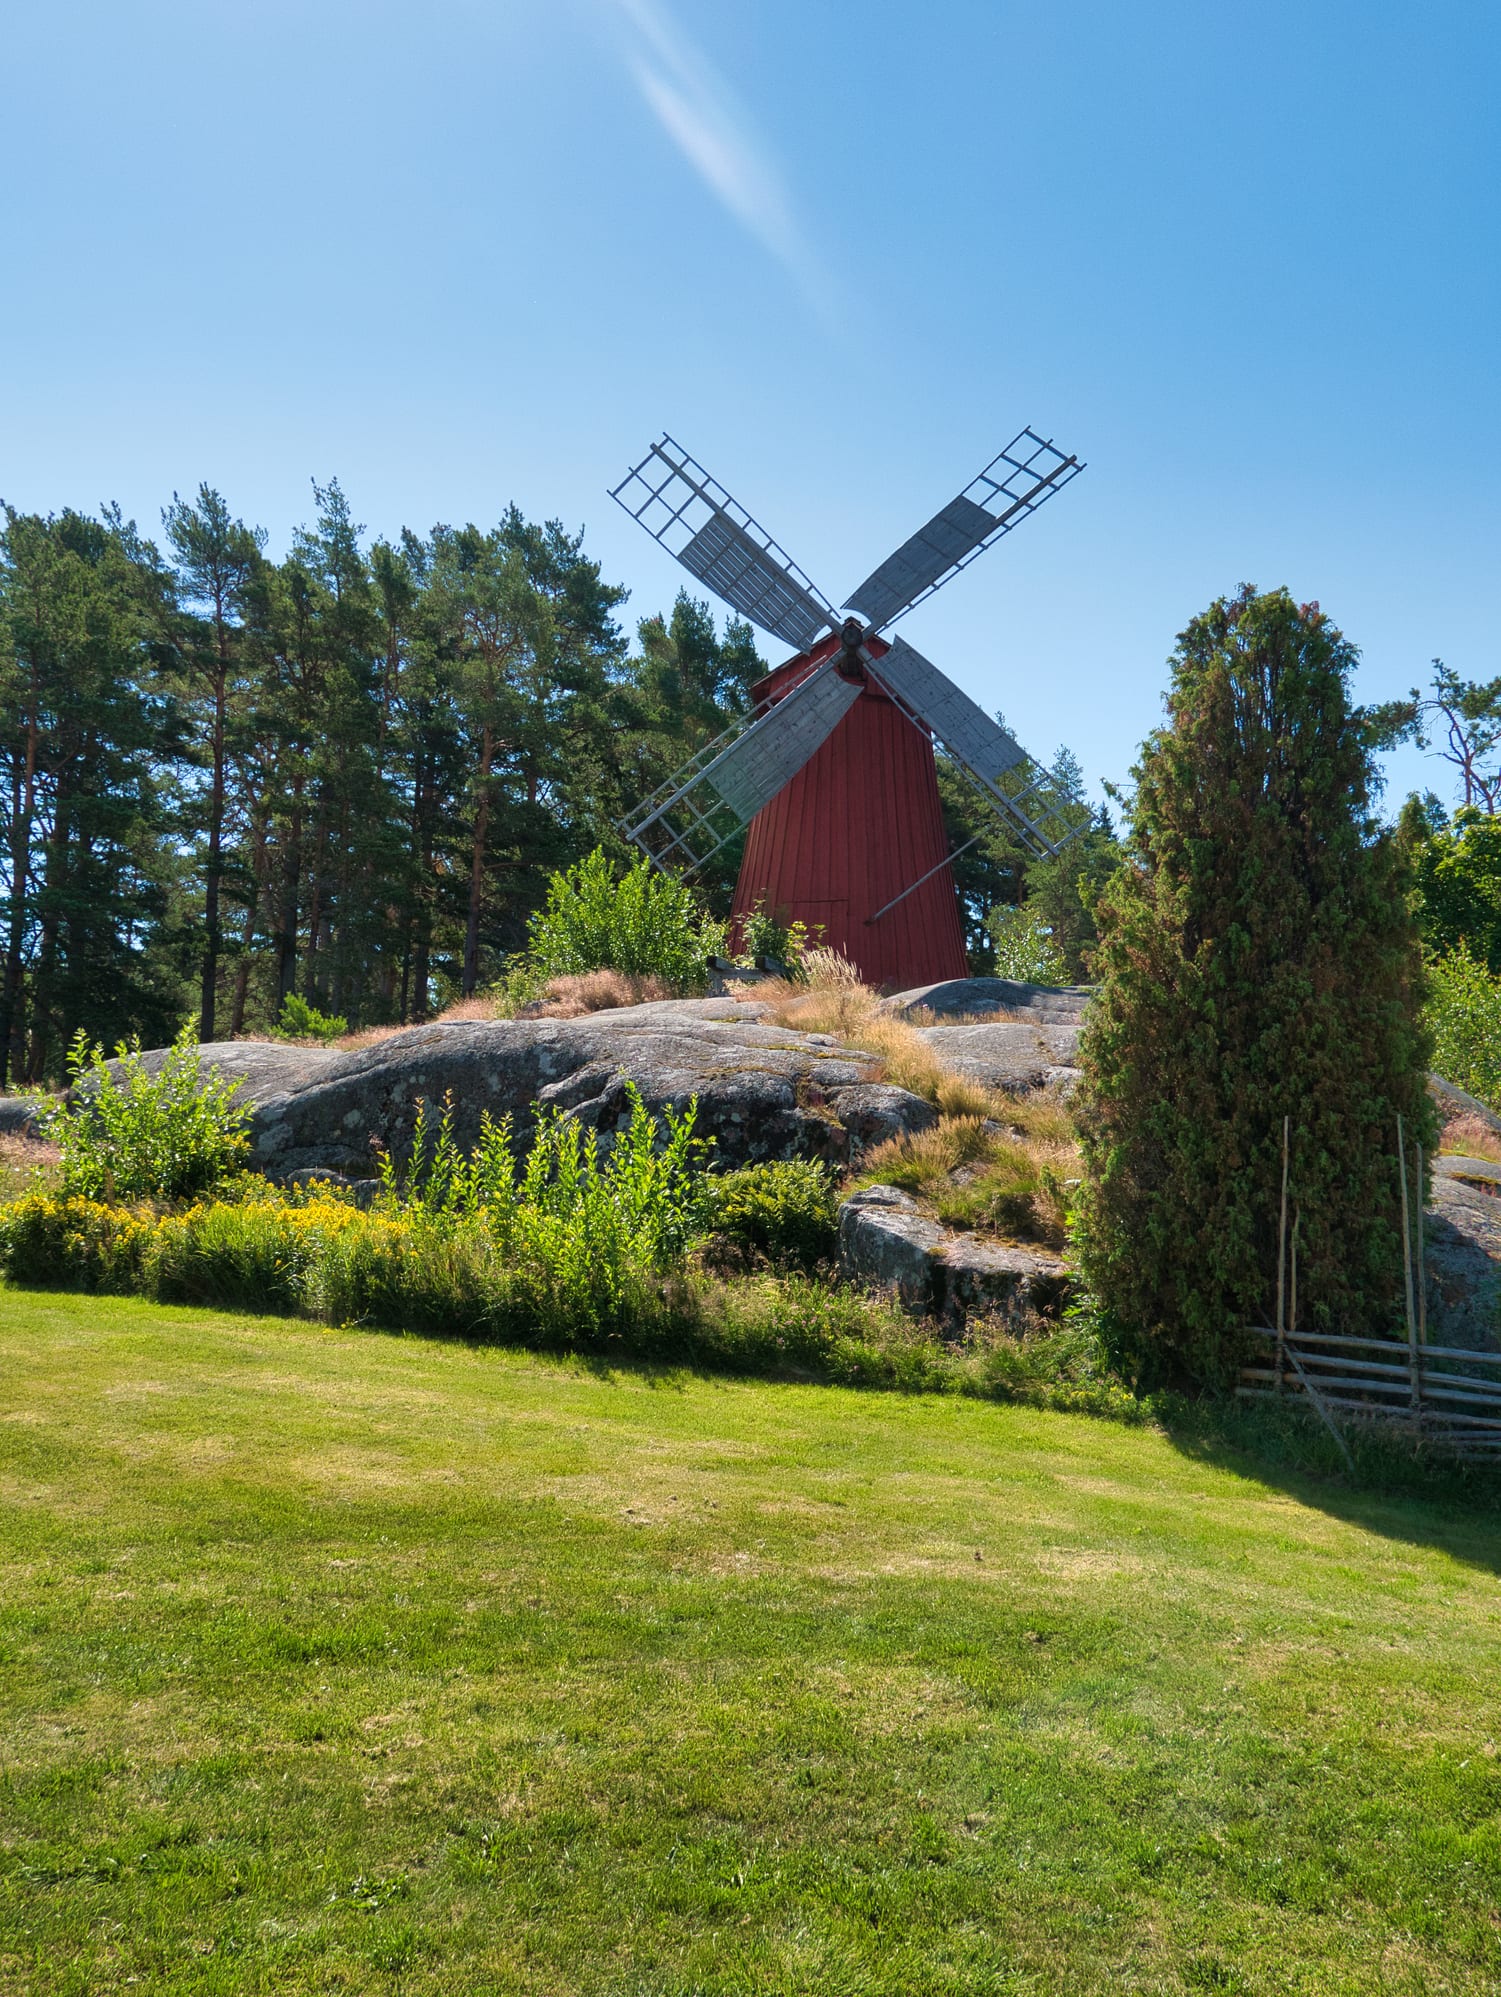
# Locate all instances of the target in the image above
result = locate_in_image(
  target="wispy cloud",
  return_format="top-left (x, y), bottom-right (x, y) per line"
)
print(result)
top-left (599, 0), bottom-right (831, 317)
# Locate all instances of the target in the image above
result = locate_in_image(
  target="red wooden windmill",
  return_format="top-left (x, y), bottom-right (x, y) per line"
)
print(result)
top-left (610, 429), bottom-right (1084, 986)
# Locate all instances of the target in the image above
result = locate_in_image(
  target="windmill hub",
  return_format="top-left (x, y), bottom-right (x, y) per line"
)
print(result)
top-left (835, 616), bottom-right (868, 681)
top-left (610, 428), bottom-right (1086, 986)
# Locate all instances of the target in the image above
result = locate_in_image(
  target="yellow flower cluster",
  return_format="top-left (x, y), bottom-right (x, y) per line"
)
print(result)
top-left (0, 1186), bottom-right (424, 1302)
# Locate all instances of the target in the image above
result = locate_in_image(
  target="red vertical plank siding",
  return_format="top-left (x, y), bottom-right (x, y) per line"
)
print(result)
top-left (731, 636), bottom-right (968, 988)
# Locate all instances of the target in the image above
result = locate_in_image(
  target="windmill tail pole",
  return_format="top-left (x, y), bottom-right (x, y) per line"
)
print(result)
top-left (865, 833), bottom-right (983, 926)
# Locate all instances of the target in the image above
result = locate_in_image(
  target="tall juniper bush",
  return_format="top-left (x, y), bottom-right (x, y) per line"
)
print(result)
top-left (1074, 586), bottom-right (1433, 1389)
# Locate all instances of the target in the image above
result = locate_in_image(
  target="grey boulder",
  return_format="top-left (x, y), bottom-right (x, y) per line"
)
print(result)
top-left (1426, 1155), bottom-right (1501, 1347)
top-left (912, 1020), bottom-right (1082, 1095)
top-left (136, 998), bottom-right (937, 1182)
top-left (0, 1096), bottom-right (47, 1142)
top-left (884, 978), bottom-right (1091, 1025)
top-left (838, 1184), bottom-right (1071, 1325)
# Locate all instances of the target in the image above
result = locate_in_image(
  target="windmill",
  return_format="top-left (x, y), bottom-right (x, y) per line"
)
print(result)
top-left (610, 428), bottom-right (1085, 987)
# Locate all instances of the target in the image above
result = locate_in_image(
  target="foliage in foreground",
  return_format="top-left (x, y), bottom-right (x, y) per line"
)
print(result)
top-left (0, 1182), bottom-right (1136, 1414)
top-left (706, 1159), bottom-right (839, 1273)
top-left (1075, 587), bottom-right (1435, 1391)
top-left (42, 1023), bottom-right (251, 1203)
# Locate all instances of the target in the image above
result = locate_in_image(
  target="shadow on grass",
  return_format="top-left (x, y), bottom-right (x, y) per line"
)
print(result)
top-left (1155, 1388), bottom-right (1501, 1574)
top-left (14, 1272), bottom-right (1501, 1572)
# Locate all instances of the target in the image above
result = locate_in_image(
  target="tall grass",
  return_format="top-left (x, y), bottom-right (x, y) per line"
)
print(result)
top-left (858, 1107), bottom-right (1077, 1250)
top-left (765, 953), bottom-right (993, 1115)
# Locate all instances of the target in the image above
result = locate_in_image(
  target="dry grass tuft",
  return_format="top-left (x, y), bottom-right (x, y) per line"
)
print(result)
top-left (433, 996), bottom-right (507, 1026)
top-left (765, 959), bottom-right (1083, 1249)
top-left (520, 970), bottom-right (676, 1019)
top-left (858, 1111), bottom-right (1077, 1250)
top-left (0, 1128), bottom-right (59, 1200)
top-left (859, 1116), bottom-right (999, 1188)
top-left (1440, 1111), bottom-right (1501, 1164)
top-left (765, 962), bottom-right (992, 1114)
top-left (332, 1023), bottom-right (409, 1052)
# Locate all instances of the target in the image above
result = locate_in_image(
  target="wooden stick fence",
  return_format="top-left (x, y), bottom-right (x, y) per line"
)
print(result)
top-left (1238, 1329), bottom-right (1501, 1457)
top-left (1239, 1113), bottom-right (1501, 1460)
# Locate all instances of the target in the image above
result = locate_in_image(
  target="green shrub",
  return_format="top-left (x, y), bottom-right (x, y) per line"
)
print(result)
top-left (1426, 946), bottom-right (1501, 1109)
top-left (736, 897), bottom-right (818, 976)
top-left (985, 903), bottom-right (1069, 985)
top-left (708, 1159), bottom-right (839, 1271)
top-left (41, 1024), bottom-right (252, 1203)
top-left (526, 848), bottom-right (726, 993)
top-left (275, 993), bottom-right (349, 1043)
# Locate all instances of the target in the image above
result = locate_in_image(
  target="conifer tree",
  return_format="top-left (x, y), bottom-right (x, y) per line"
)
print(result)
top-left (163, 485), bottom-right (265, 1042)
top-left (1074, 586), bottom-right (1433, 1389)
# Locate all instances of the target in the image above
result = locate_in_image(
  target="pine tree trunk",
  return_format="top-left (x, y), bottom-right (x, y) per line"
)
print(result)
top-left (1, 675), bottom-right (40, 1090)
top-left (27, 785), bottom-right (70, 1084)
top-left (229, 806), bottom-right (270, 1038)
top-left (277, 779), bottom-right (303, 1008)
top-left (463, 725), bottom-right (494, 997)
top-left (198, 648), bottom-right (229, 1042)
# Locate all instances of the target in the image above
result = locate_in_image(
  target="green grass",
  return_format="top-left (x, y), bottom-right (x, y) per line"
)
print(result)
top-left (2, 1292), bottom-right (1500, 1993)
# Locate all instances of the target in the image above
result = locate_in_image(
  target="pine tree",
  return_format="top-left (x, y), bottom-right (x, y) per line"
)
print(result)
top-left (163, 485), bottom-right (265, 1041)
top-left (1074, 586), bottom-right (1433, 1389)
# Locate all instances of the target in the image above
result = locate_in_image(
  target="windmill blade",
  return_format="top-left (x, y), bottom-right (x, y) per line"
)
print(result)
top-left (611, 436), bottom-right (839, 652)
top-left (843, 429), bottom-right (1083, 631)
top-left (868, 636), bottom-right (1083, 858)
top-left (619, 660), bottom-right (861, 874)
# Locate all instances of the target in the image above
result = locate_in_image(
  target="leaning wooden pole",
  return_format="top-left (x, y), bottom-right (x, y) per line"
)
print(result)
top-left (1416, 1141), bottom-right (1427, 1350)
top-left (1276, 1115), bottom-right (1290, 1389)
top-left (1397, 1115), bottom-right (1419, 1420)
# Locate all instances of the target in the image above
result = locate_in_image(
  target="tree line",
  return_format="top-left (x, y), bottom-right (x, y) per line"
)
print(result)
top-left (0, 482), bottom-right (1099, 1081)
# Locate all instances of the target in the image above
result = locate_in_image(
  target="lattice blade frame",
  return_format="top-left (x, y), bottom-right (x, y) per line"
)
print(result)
top-left (867, 636), bottom-right (1085, 858)
top-left (618, 661), bottom-right (860, 875)
top-left (611, 436), bottom-right (839, 652)
top-left (843, 428), bottom-right (1083, 631)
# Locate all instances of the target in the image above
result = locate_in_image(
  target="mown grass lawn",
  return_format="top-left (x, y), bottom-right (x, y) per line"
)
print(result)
top-left (1, 1293), bottom-right (1499, 1994)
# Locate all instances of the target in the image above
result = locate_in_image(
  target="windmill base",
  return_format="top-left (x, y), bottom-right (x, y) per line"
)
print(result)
top-left (731, 642), bottom-right (968, 990)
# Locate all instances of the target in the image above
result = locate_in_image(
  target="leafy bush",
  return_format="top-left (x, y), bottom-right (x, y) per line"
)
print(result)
top-left (1426, 946), bottom-right (1501, 1109)
top-left (0, 1186), bottom-right (1140, 1416)
top-left (41, 1024), bottom-right (251, 1202)
top-left (1, 1086), bottom-right (710, 1346)
top-left (737, 897), bottom-right (818, 976)
top-left (708, 1160), bottom-right (839, 1271)
top-left (985, 902), bottom-right (1069, 985)
top-left (275, 992), bottom-right (349, 1043)
top-left (381, 1085), bottom-right (710, 1268)
top-left (526, 848), bottom-right (726, 993)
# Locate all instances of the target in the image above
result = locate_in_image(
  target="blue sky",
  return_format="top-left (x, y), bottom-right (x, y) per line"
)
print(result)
top-left (4, 0), bottom-right (1496, 812)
